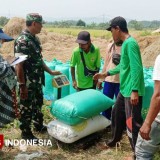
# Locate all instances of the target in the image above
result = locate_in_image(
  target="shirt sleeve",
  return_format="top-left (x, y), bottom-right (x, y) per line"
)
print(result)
top-left (70, 50), bottom-right (77, 67)
top-left (0, 61), bottom-right (8, 77)
top-left (128, 41), bottom-right (143, 90)
top-left (14, 36), bottom-right (29, 56)
top-left (96, 47), bottom-right (101, 69)
top-left (108, 64), bottom-right (120, 75)
top-left (153, 55), bottom-right (160, 80)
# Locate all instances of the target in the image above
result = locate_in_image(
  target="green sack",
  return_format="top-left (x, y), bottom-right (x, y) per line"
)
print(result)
top-left (142, 67), bottom-right (154, 120)
top-left (142, 79), bottom-right (154, 109)
top-left (141, 108), bottom-right (149, 120)
top-left (50, 89), bottom-right (114, 125)
top-left (43, 61), bottom-right (55, 100)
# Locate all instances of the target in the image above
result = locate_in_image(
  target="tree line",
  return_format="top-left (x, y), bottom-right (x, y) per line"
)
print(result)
top-left (1, 16), bottom-right (160, 30)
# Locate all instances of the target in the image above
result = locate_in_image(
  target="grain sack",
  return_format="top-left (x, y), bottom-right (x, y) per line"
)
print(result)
top-left (47, 115), bottom-right (110, 143)
top-left (50, 89), bottom-right (114, 125)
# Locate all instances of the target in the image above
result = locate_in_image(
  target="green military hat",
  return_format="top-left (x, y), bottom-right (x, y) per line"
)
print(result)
top-left (26, 13), bottom-right (44, 24)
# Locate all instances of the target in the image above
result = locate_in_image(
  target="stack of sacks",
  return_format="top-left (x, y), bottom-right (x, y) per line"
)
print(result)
top-left (48, 89), bottom-right (114, 143)
top-left (142, 67), bottom-right (154, 120)
top-left (43, 59), bottom-right (106, 100)
top-left (43, 59), bottom-right (70, 101)
top-left (43, 60), bottom-right (56, 101)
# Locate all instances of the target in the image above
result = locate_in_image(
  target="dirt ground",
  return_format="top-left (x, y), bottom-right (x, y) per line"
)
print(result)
top-left (1, 17), bottom-right (160, 67)
top-left (0, 118), bottom-right (133, 160)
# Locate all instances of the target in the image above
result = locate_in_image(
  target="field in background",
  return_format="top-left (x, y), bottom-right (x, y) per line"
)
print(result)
top-left (42, 27), bottom-right (160, 66)
top-left (45, 27), bottom-right (112, 39)
top-left (45, 27), bottom-right (153, 39)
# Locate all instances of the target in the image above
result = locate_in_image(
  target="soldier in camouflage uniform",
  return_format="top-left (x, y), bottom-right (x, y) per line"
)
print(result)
top-left (14, 13), bottom-right (61, 140)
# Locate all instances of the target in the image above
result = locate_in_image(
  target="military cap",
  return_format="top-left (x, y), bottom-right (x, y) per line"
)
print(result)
top-left (26, 13), bottom-right (44, 24)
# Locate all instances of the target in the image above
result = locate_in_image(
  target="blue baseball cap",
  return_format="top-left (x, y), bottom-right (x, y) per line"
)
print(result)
top-left (0, 28), bottom-right (14, 42)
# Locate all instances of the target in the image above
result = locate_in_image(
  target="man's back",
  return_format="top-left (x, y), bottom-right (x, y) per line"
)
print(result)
top-left (119, 36), bottom-right (145, 97)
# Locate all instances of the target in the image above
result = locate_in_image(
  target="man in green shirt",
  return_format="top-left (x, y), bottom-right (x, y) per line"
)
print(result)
top-left (70, 31), bottom-right (101, 91)
top-left (94, 17), bottom-right (144, 159)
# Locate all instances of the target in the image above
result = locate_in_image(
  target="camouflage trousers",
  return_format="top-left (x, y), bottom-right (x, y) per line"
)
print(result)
top-left (18, 84), bottom-right (44, 133)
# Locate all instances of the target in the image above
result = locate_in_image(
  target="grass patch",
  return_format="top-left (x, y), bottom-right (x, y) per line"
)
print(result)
top-left (45, 27), bottom-right (112, 39)
top-left (140, 30), bottom-right (152, 36)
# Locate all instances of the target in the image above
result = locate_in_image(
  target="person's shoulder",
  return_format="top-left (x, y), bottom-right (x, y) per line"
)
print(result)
top-left (157, 54), bottom-right (160, 59)
top-left (107, 42), bottom-right (113, 47)
top-left (124, 36), bottom-right (138, 46)
top-left (92, 44), bottom-right (98, 49)
top-left (72, 47), bottom-right (80, 53)
top-left (107, 42), bottom-right (114, 50)
top-left (16, 31), bottom-right (28, 42)
top-left (155, 55), bottom-right (160, 64)
top-left (92, 44), bottom-right (100, 52)
top-left (16, 34), bottom-right (24, 40)
top-left (127, 36), bottom-right (137, 43)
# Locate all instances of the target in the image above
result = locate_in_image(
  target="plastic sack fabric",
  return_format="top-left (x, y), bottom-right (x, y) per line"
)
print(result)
top-left (141, 108), bottom-right (149, 120)
top-left (50, 89), bottom-right (115, 125)
top-left (43, 61), bottom-right (55, 101)
top-left (142, 79), bottom-right (154, 109)
top-left (47, 115), bottom-right (111, 143)
top-left (69, 67), bottom-right (76, 94)
top-left (98, 60), bottom-right (104, 93)
top-left (142, 67), bottom-right (154, 120)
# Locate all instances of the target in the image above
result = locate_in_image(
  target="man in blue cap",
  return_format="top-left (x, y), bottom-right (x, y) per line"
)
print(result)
top-left (0, 28), bottom-right (13, 42)
top-left (0, 28), bottom-right (17, 128)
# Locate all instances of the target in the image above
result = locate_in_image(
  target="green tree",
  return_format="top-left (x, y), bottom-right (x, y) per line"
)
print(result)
top-left (76, 19), bottom-right (86, 27)
top-left (128, 20), bottom-right (143, 30)
top-left (0, 16), bottom-right (9, 26)
top-left (97, 22), bottom-right (109, 29)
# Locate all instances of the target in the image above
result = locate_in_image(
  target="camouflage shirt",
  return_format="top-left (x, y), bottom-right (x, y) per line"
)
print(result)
top-left (14, 29), bottom-right (45, 86)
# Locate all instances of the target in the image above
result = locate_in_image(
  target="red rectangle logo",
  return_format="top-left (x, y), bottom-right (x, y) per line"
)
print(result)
top-left (0, 134), bottom-right (4, 149)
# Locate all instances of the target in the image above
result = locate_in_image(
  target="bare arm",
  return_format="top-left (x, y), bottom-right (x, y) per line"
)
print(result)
top-left (140, 80), bottom-right (160, 140)
top-left (42, 61), bottom-right (61, 76)
top-left (16, 62), bottom-right (25, 84)
top-left (71, 66), bottom-right (78, 90)
top-left (97, 44), bottom-right (111, 89)
top-left (15, 62), bottom-right (28, 100)
top-left (102, 44), bottom-right (111, 73)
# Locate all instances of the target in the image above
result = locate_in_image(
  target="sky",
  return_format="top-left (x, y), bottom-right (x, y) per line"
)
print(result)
top-left (1, 0), bottom-right (160, 22)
